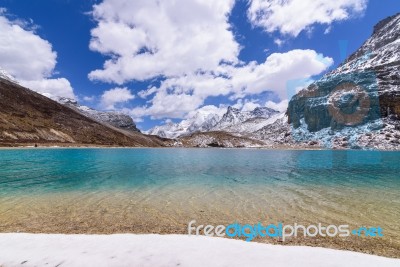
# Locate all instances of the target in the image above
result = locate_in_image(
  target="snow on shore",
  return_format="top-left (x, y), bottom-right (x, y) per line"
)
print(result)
top-left (0, 234), bottom-right (399, 267)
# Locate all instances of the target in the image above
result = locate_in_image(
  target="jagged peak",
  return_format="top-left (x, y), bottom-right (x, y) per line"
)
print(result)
top-left (226, 106), bottom-right (239, 112)
top-left (252, 106), bottom-right (278, 113)
top-left (373, 12), bottom-right (400, 35)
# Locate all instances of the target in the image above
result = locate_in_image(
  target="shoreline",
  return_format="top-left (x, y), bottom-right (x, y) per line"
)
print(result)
top-left (0, 233), bottom-right (399, 267)
top-left (2, 143), bottom-right (400, 150)
top-left (1, 145), bottom-right (399, 151)
top-left (0, 143), bottom-right (328, 150)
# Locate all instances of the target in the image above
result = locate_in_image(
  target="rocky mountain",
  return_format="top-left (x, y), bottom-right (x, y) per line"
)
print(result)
top-left (179, 131), bottom-right (266, 148)
top-left (0, 78), bottom-right (169, 147)
top-left (147, 122), bottom-right (188, 139)
top-left (180, 13), bottom-right (400, 149)
top-left (213, 106), bottom-right (280, 133)
top-left (146, 110), bottom-right (222, 138)
top-left (2, 13), bottom-right (398, 150)
top-left (285, 13), bottom-right (400, 149)
top-left (0, 68), bottom-right (18, 84)
top-left (147, 106), bottom-right (280, 139)
top-left (56, 97), bottom-right (140, 132)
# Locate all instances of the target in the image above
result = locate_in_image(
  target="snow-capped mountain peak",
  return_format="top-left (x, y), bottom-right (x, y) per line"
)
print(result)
top-left (214, 106), bottom-right (280, 130)
top-left (146, 109), bottom-right (223, 138)
top-left (147, 105), bottom-right (280, 138)
top-left (0, 68), bottom-right (18, 84)
top-left (251, 107), bottom-right (279, 118)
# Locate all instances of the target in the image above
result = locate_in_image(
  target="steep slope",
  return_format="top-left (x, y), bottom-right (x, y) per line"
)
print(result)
top-left (56, 97), bottom-right (140, 132)
top-left (0, 78), bottom-right (168, 147)
top-left (285, 13), bottom-right (400, 149)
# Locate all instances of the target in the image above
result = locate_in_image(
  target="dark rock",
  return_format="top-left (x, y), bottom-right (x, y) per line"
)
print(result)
top-left (207, 142), bottom-right (224, 147)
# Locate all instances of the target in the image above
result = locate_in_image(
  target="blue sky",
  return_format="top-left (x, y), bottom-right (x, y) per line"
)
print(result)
top-left (0, 0), bottom-right (398, 130)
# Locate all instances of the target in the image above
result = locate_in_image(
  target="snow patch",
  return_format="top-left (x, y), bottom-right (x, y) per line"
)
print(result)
top-left (0, 234), bottom-right (399, 267)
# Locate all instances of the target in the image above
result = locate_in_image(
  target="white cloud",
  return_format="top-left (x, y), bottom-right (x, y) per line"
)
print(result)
top-left (274, 38), bottom-right (284, 47)
top-left (130, 90), bottom-right (204, 119)
top-left (20, 79), bottom-right (74, 99)
top-left (231, 98), bottom-right (262, 112)
top-left (129, 49), bottom-right (332, 119)
top-left (83, 96), bottom-right (96, 102)
top-left (265, 99), bottom-right (289, 112)
top-left (324, 26), bottom-right (332, 35)
top-left (242, 101), bottom-right (261, 112)
top-left (228, 49), bottom-right (333, 99)
top-left (0, 16), bottom-right (55, 80)
top-left (247, 0), bottom-right (367, 37)
top-left (101, 87), bottom-right (135, 110)
top-left (185, 105), bottom-right (228, 119)
top-left (88, 0), bottom-right (239, 84)
top-left (0, 13), bottom-right (75, 99)
top-left (88, 1), bottom-right (333, 120)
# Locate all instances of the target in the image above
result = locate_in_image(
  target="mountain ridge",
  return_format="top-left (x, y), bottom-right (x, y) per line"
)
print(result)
top-left (56, 97), bottom-right (141, 133)
top-left (0, 78), bottom-right (169, 147)
top-left (176, 12), bottom-right (400, 149)
top-left (147, 106), bottom-right (280, 139)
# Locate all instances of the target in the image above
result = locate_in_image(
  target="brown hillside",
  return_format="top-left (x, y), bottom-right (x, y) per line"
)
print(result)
top-left (0, 78), bottom-right (168, 147)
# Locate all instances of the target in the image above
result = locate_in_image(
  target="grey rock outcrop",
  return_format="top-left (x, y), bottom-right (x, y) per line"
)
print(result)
top-left (57, 97), bottom-right (140, 132)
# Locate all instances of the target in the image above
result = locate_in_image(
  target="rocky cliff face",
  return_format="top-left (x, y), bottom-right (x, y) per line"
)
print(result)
top-left (287, 13), bottom-right (400, 138)
top-left (56, 97), bottom-right (140, 132)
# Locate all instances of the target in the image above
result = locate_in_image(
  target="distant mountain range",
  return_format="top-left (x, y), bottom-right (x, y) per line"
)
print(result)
top-left (146, 106), bottom-right (281, 138)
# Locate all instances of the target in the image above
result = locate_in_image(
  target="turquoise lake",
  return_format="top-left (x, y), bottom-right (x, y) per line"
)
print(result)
top-left (1, 148), bottom-right (399, 194)
top-left (0, 148), bottom-right (399, 255)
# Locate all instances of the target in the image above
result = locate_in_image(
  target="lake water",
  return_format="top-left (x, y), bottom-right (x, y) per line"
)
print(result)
top-left (0, 148), bottom-right (399, 256)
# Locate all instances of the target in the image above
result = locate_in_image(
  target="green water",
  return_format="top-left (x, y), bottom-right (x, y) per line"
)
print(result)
top-left (1, 148), bottom-right (399, 194)
top-left (0, 148), bottom-right (399, 254)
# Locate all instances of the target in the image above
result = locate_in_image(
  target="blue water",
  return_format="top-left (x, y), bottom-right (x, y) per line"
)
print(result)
top-left (0, 148), bottom-right (399, 195)
top-left (0, 148), bottom-right (399, 256)
top-left (1, 148), bottom-right (400, 244)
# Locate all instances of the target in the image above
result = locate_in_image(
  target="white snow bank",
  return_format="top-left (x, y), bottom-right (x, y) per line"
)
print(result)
top-left (0, 234), bottom-right (399, 267)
